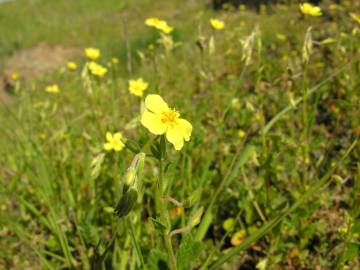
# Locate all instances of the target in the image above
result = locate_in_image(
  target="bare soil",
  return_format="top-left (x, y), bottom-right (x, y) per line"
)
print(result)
top-left (0, 43), bottom-right (80, 102)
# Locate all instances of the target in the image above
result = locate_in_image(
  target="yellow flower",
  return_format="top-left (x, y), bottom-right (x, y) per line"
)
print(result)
top-left (231, 98), bottom-right (240, 110)
top-left (129, 78), bottom-right (149, 97)
top-left (45, 84), bottom-right (60, 93)
top-left (111, 57), bottom-right (119, 64)
top-left (350, 13), bottom-right (360, 24)
top-left (299, 3), bottom-right (322, 17)
top-left (67, 61), bottom-right (77, 70)
top-left (329, 4), bottom-right (342, 11)
top-left (87, 61), bottom-right (107, 77)
top-left (222, 218), bottom-right (236, 232)
top-left (11, 72), bottom-right (19, 81)
top-left (238, 129), bottom-right (246, 139)
top-left (276, 33), bottom-right (286, 42)
top-left (140, 94), bottom-right (192, 150)
top-left (84, 47), bottom-right (100, 60)
top-left (210, 18), bottom-right (225, 30)
top-left (231, 230), bottom-right (246, 246)
top-left (103, 132), bottom-right (125, 152)
top-left (145, 17), bottom-right (173, 34)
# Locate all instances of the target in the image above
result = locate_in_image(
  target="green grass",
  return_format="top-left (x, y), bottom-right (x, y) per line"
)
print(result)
top-left (0, 0), bottom-right (360, 269)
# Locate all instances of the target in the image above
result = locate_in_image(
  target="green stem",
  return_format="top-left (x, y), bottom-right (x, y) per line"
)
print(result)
top-left (158, 157), bottom-right (177, 270)
top-left (301, 63), bottom-right (309, 190)
top-left (128, 217), bottom-right (146, 269)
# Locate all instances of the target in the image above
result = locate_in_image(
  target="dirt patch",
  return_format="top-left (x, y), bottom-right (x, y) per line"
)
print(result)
top-left (0, 43), bottom-right (80, 102)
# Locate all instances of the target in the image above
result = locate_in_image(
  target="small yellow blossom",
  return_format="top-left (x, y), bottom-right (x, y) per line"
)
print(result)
top-left (350, 13), bottom-right (360, 24)
top-left (256, 259), bottom-right (268, 270)
top-left (128, 78), bottom-right (149, 97)
top-left (45, 84), bottom-right (60, 94)
top-left (231, 230), bottom-right (246, 246)
top-left (84, 47), bottom-right (101, 60)
top-left (239, 4), bottom-right (246, 11)
top-left (111, 57), bottom-right (119, 64)
top-left (222, 218), bottom-right (236, 232)
top-left (299, 3), bottom-right (322, 17)
top-left (145, 17), bottom-right (173, 34)
top-left (329, 4), bottom-right (343, 11)
top-left (67, 61), bottom-right (77, 70)
top-left (231, 98), bottom-right (240, 110)
top-left (238, 129), bottom-right (246, 138)
top-left (140, 94), bottom-right (192, 150)
top-left (87, 62), bottom-right (107, 77)
top-left (276, 33), bottom-right (286, 42)
top-left (103, 132), bottom-right (125, 152)
top-left (11, 72), bottom-right (19, 81)
top-left (210, 18), bottom-right (225, 30)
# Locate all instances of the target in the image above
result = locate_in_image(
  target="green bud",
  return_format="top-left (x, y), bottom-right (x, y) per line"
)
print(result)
top-left (124, 139), bottom-right (141, 153)
top-left (183, 188), bottom-right (202, 208)
top-left (123, 152), bottom-right (146, 192)
top-left (135, 152), bottom-right (146, 176)
top-left (114, 188), bottom-right (138, 218)
top-left (188, 207), bottom-right (204, 228)
top-left (302, 27), bottom-right (313, 65)
top-left (124, 168), bottom-right (136, 188)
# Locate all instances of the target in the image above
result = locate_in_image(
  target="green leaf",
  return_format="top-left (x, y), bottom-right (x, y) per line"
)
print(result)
top-left (342, 243), bottom-right (358, 262)
top-left (148, 249), bottom-right (169, 270)
top-left (150, 217), bottom-right (167, 234)
top-left (177, 234), bottom-right (203, 270)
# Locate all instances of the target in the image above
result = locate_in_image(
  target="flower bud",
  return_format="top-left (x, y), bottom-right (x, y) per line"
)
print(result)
top-left (114, 187), bottom-right (138, 218)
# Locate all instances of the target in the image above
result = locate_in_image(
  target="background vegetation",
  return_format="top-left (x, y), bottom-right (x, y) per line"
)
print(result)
top-left (0, 0), bottom-right (359, 269)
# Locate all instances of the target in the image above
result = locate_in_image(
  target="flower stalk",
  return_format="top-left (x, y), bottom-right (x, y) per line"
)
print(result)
top-left (157, 136), bottom-right (177, 270)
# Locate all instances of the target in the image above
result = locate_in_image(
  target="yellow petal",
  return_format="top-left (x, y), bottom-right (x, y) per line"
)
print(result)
top-left (113, 132), bottom-right (123, 141)
top-left (113, 142), bottom-right (124, 151)
top-left (106, 132), bottom-right (113, 142)
top-left (141, 110), bottom-right (167, 135)
top-left (145, 94), bottom-right (169, 115)
top-left (166, 125), bottom-right (184, 150)
top-left (177, 119), bottom-right (192, 141)
top-left (104, 143), bottom-right (113, 151)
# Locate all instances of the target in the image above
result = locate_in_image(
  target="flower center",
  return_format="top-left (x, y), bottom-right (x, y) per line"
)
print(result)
top-left (161, 109), bottom-right (179, 124)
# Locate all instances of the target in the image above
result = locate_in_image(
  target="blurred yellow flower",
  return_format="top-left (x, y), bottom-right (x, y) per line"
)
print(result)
top-left (11, 72), bottom-right (19, 81)
top-left (129, 78), bottom-right (148, 97)
top-left (210, 18), bottom-right (225, 30)
top-left (329, 3), bottom-right (343, 11)
top-left (87, 62), bottom-right (107, 77)
top-left (45, 84), bottom-right (60, 94)
top-left (145, 17), bottom-right (173, 34)
top-left (84, 47), bottom-right (100, 60)
top-left (276, 33), bottom-right (286, 42)
top-left (103, 132), bottom-right (125, 152)
top-left (350, 13), bottom-right (360, 24)
top-left (299, 3), bottom-right (322, 17)
top-left (140, 94), bottom-right (192, 150)
top-left (67, 61), bottom-right (77, 70)
top-left (231, 230), bottom-right (246, 246)
top-left (222, 218), bottom-right (236, 232)
top-left (231, 98), bottom-right (240, 110)
top-left (111, 57), bottom-right (119, 64)
top-left (238, 129), bottom-right (246, 138)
